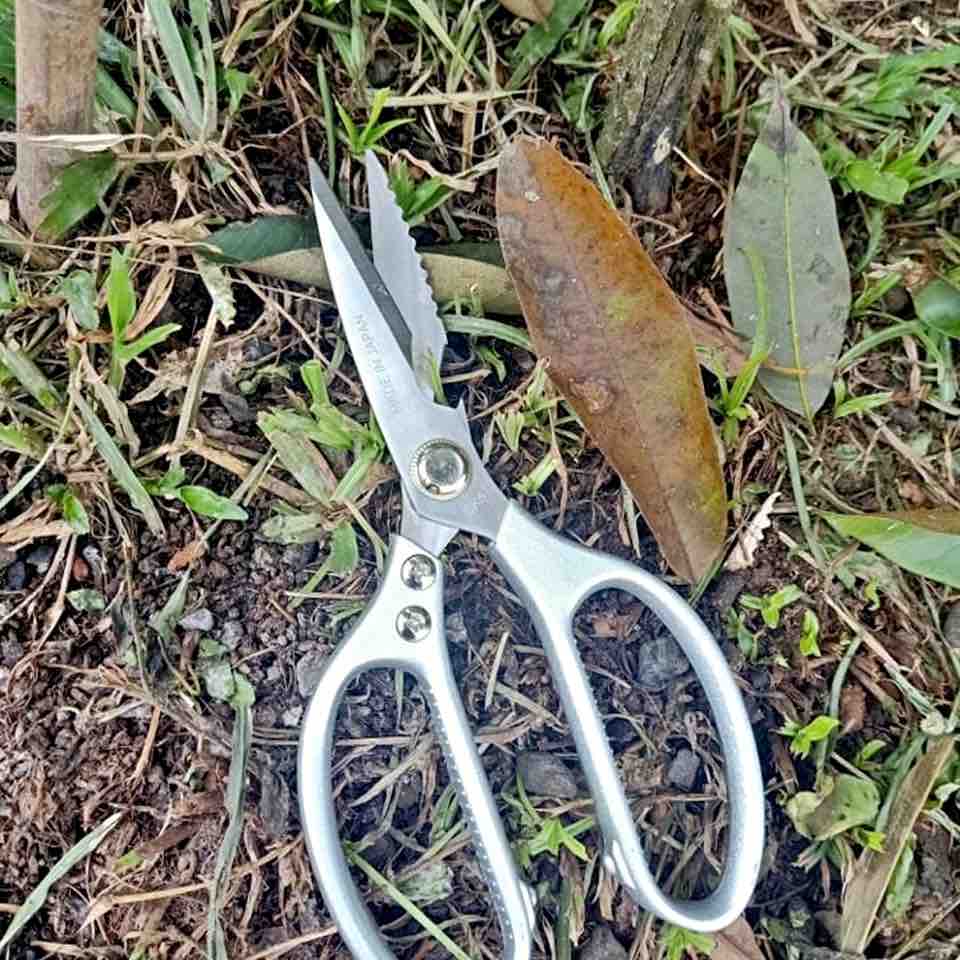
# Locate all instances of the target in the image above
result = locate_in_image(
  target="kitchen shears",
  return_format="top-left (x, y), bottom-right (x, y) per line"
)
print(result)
top-left (298, 150), bottom-right (765, 960)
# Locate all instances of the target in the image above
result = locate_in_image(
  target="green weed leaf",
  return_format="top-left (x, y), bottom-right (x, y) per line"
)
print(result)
top-left (824, 510), bottom-right (960, 588)
top-left (107, 249), bottom-right (135, 343)
top-left (0, 811), bottom-right (123, 953)
top-left (724, 84), bottom-right (850, 419)
top-left (844, 161), bottom-right (909, 204)
top-left (509, 0), bottom-right (590, 87)
top-left (38, 152), bottom-right (120, 239)
top-left (913, 278), bottom-right (960, 337)
top-left (177, 485), bottom-right (248, 521)
top-left (67, 588), bottom-right (106, 612)
top-left (662, 925), bottom-right (715, 960)
top-left (781, 715), bottom-right (839, 758)
top-left (58, 270), bottom-right (99, 330)
top-left (47, 484), bottom-right (90, 534)
top-left (799, 609), bottom-right (820, 656)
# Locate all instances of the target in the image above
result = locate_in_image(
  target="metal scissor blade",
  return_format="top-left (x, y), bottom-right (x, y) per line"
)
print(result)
top-left (308, 160), bottom-right (428, 454)
top-left (365, 151), bottom-right (447, 399)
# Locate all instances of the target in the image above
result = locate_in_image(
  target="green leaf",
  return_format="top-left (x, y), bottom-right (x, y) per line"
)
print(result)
top-left (107, 249), bottom-right (135, 344)
top-left (0, 811), bottom-right (123, 953)
top-left (149, 572), bottom-right (190, 643)
top-left (47, 484), bottom-right (90, 534)
top-left (58, 270), bottom-right (99, 330)
top-left (724, 84), bottom-right (851, 419)
top-left (824, 510), bottom-right (960, 588)
top-left (142, 464), bottom-right (187, 497)
top-left (67, 588), bottom-right (105, 612)
top-left (327, 521), bottom-right (358, 576)
top-left (845, 160), bottom-right (909, 204)
top-left (662, 925), bottom-right (716, 960)
top-left (782, 714), bottom-right (839, 758)
top-left (912, 278), bottom-right (960, 337)
top-left (786, 773), bottom-right (880, 840)
top-left (204, 214), bottom-right (319, 264)
top-left (259, 510), bottom-right (327, 544)
top-left (0, 423), bottom-right (44, 458)
top-left (0, 341), bottom-right (61, 411)
top-left (257, 412), bottom-right (336, 502)
top-left (799, 608), bottom-right (820, 656)
top-left (38, 152), bottom-right (120, 239)
top-left (884, 838), bottom-right (915, 919)
top-left (208, 697), bottom-right (252, 960)
top-left (509, 0), bottom-right (590, 87)
top-left (177, 485), bottom-right (248, 521)
top-left (116, 322), bottom-right (180, 363)
top-left (145, 0), bottom-right (204, 137)
top-left (73, 391), bottom-right (164, 537)
top-left (301, 359), bottom-right (329, 408)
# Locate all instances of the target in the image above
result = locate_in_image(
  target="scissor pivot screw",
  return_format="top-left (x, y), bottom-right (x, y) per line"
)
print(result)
top-left (401, 555), bottom-right (437, 590)
top-left (414, 441), bottom-right (469, 500)
top-left (396, 605), bottom-right (432, 642)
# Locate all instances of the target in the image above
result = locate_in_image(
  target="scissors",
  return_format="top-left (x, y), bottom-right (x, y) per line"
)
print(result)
top-left (298, 150), bottom-right (764, 960)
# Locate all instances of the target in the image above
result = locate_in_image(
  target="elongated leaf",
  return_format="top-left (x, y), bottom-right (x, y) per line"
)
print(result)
top-left (204, 219), bottom-right (747, 369)
top-left (59, 270), bottom-right (100, 330)
top-left (73, 391), bottom-right (164, 536)
top-left (208, 701), bottom-right (252, 960)
top-left (38, 152), bottom-right (120, 240)
top-left (0, 342), bottom-right (60, 410)
top-left (841, 737), bottom-right (956, 952)
top-left (178, 484), bottom-right (248, 521)
top-left (724, 86), bottom-right (850, 418)
top-left (496, 137), bottom-right (726, 582)
top-left (824, 510), bottom-right (960, 588)
top-left (509, 0), bottom-right (589, 87)
top-left (107, 250), bottom-right (135, 342)
top-left (145, 0), bottom-right (204, 136)
top-left (258, 412), bottom-right (336, 503)
top-left (0, 811), bottom-right (123, 952)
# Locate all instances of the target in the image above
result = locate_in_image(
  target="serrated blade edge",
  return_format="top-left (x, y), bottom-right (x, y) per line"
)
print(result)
top-left (365, 151), bottom-right (446, 397)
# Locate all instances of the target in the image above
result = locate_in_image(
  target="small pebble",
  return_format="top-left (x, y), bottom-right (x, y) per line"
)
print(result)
top-left (26, 543), bottom-right (55, 573)
top-left (284, 541), bottom-right (319, 571)
top-left (282, 706), bottom-right (303, 728)
top-left (6, 561), bottom-right (27, 591)
top-left (179, 608), bottom-right (214, 632)
top-left (579, 925), bottom-right (627, 960)
top-left (296, 649), bottom-right (328, 698)
top-left (220, 619), bottom-right (245, 650)
top-left (0, 547), bottom-right (15, 570)
top-left (667, 748), bottom-right (701, 790)
top-left (636, 633), bottom-right (689, 691)
top-left (889, 405), bottom-right (919, 432)
top-left (516, 751), bottom-right (578, 799)
top-left (943, 603), bottom-right (960, 649)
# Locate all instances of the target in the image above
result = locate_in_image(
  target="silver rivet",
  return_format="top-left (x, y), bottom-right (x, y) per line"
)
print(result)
top-left (396, 605), bottom-right (431, 642)
top-left (414, 441), bottom-right (469, 500)
top-left (401, 555), bottom-right (436, 590)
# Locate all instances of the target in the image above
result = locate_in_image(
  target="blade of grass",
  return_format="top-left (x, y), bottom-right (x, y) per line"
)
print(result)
top-left (146, 0), bottom-right (204, 137)
top-left (207, 700), bottom-right (252, 960)
top-left (781, 420), bottom-right (826, 566)
top-left (346, 849), bottom-right (475, 960)
top-left (0, 341), bottom-right (61, 411)
top-left (73, 391), bottom-right (164, 536)
top-left (0, 811), bottom-right (123, 952)
top-left (404, 0), bottom-right (470, 74)
top-left (316, 55), bottom-right (337, 185)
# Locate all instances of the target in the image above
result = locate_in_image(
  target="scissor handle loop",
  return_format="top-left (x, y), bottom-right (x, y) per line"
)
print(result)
top-left (299, 534), bottom-right (536, 960)
top-left (491, 503), bottom-right (764, 932)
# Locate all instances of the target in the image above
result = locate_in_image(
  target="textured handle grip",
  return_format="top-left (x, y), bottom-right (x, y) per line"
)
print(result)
top-left (298, 534), bottom-right (536, 960)
top-left (492, 503), bottom-right (764, 932)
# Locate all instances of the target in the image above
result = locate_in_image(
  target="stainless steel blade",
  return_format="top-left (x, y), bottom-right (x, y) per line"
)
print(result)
top-left (309, 158), bottom-right (508, 547)
top-left (365, 151), bottom-right (447, 399)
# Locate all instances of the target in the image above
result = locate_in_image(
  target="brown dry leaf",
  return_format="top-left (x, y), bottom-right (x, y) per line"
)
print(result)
top-left (498, 0), bottom-right (552, 21)
top-left (713, 916), bottom-right (764, 960)
top-left (168, 538), bottom-right (207, 572)
top-left (840, 736), bottom-right (957, 952)
top-left (496, 136), bottom-right (726, 582)
top-left (839, 685), bottom-right (866, 735)
top-left (726, 492), bottom-right (780, 571)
